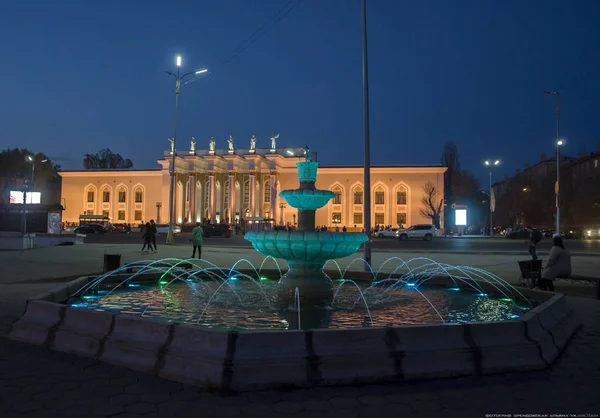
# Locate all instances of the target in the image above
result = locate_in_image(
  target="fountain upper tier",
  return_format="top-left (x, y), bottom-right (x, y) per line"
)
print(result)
top-left (279, 161), bottom-right (335, 211)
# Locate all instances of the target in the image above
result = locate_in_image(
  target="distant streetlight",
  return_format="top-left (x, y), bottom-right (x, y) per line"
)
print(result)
top-left (165, 55), bottom-right (208, 245)
top-left (522, 187), bottom-right (528, 192)
top-left (545, 90), bottom-right (561, 233)
top-left (483, 159), bottom-right (501, 236)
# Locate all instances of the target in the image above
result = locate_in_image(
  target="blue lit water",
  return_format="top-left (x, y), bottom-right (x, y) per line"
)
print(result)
top-left (72, 280), bottom-right (529, 330)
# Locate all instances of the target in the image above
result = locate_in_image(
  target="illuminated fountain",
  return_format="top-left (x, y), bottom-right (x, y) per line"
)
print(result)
top-left (245, 146), bottom-right (368, 312)
top-left (7, 148), bottom-right (579, 391)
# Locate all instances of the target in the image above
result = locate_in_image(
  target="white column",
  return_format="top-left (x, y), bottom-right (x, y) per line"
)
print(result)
top-left (228, 173), bottom-right (235, 223)
top-left (187, 174), bottom-right (195, 223)
top-left (209, 174), bottom-right (215, 223)
top-left (270, 173), bottom-right (277, 222)
top-left (248, 173), bottom-right (255, 217)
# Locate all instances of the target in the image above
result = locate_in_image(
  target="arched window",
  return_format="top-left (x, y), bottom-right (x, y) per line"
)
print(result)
top-left (117, 187), bottom-right (127, 203)
top-left (86, 188), bottom-right (95, 203)
top-left (264, 180), bottom-right (271, 203)
top-left (396, 186), bottom-right (407, 205)
top-left (375, 185), bottom-right (385, 205)
top-left (332, 186), bottom-right (342, 204)
top-left (353, 187), bottom-right (363, 205)
top-left (101, 188), bottom-right (110, 203)
top-left (134, 188), bottom-right (143, 203)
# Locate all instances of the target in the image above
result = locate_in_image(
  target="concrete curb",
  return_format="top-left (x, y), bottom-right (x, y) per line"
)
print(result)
top-left (7, 290), bottom-right (580, 392)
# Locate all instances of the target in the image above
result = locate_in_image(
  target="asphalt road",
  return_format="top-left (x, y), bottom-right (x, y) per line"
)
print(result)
top-left (83, 231), bottom-right (600, 254)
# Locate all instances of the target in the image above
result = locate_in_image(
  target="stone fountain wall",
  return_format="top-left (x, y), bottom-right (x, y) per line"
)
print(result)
top-left (10, 287), bottom-right (579, 392)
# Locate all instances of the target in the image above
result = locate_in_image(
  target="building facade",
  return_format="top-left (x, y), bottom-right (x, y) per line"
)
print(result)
top-left (59, 143), bottom-right (446, 229)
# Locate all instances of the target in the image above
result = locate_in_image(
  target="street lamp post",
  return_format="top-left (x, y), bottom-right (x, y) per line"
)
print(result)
top-left (165, 55), bottom-right (208, 245)
top-left (484, 160), bottom-right (500, 236)
top-left (361, 0), bottom-right (372, 270)
top-left (545, 91), bottom-right (561, 234)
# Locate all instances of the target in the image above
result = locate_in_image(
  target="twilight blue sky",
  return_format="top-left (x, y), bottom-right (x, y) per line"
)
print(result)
top-left (0, 0), bottom-right (599, 184)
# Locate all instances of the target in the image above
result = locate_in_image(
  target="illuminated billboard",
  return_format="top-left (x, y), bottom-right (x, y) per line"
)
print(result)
top-left (9, 191), bottom-right (41, 204)
top-left (455, 209), bottom-right (467, 226)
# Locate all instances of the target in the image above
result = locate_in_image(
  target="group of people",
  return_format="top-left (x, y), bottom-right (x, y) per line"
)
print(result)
top-left (527, 227), bottom-right (572, 291)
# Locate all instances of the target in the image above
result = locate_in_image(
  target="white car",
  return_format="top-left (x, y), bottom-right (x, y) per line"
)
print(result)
top-left (155, 224), bottom-right (181, 234)
top-left (398, 224), bottom-right (437, 241)
top-left (377, 228), bottom-right (399, 238)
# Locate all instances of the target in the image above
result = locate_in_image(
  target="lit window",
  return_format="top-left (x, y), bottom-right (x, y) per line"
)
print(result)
top-left (264, 181), bottom-right (270, 203)
top-left (118, 191), bottom-right (126, 203)
top-left (332, 212), bottom-right (342, 223)
top-left (396, 190), bottom-right (407, 205)
top-left (375, 213), bottom-right (384, 224)
top-left (86, 210), bottom-right (94, 215)
top-left (134, 210), bottom-right (142, 221)
top-left (87, 191), bottom-right (94, 203)
top-left (396, 212), bottom-right (407, 225)
top-left (243, 181), bottom-right (249, 204)
top-left (353, 212), bottom-right (363, 224)
top-left (375, 190), bottom-right (385, 205)
top-left (135, 190), bottom-right (143, 203)
top-left (353, 190), bottom-right (363, 205)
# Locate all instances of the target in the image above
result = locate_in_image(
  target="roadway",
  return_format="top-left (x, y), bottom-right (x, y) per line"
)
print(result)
top-left (82, 232), bottom-right (600, 254)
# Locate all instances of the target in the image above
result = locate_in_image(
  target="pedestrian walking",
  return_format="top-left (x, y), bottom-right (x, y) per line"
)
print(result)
top-left (149, 219), bottom-right (158, 252)
top-left (528, 227), bottom-right (542, 260)
top-left (141, 222), bottom-right (155, 253)
top-left (191, 222), bottom-right (204, 259)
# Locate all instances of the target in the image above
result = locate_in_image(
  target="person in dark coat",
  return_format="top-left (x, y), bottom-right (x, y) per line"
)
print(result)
top-left (141, 222), bottom-right (155, 253)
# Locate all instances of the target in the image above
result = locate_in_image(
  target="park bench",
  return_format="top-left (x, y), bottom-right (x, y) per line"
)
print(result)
top-left (518, 260), bottom-right (600, 299)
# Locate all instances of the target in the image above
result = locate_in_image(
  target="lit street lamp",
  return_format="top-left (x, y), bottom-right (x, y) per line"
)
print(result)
top-left (545, 90), bottom-right (561, 234)
top-left (484, 159), bottom-right (500, 236)
top-left (165, 55), bottom-right (208, 245)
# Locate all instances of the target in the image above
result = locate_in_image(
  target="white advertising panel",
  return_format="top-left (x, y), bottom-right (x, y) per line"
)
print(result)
top-left (455, 209), bottom-right (467, 226)
top-left (9, 191), bottom-right (41, 204)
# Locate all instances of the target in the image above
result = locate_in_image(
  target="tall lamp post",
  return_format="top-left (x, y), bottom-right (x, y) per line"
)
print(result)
top-left (484, 159), bottom-right (500, 236)
top-left (165, 55), bottom-right (208, 245)
top-left (361, 0), bottom-right (372, 270)
top-left (545, 90), bottom-right (561, 234)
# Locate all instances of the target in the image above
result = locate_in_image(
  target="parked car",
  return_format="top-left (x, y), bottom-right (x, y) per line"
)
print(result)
top-left (398, 224), bottom-right (437, 241)
top-left (155, 224), bottom-right (181, 234)
top-left (506, 229), bottom-right (531, 239)
top-left (377, 228), bottom-right (398, 238)
top-left (74, 223), bottom-right (106, 235)
top-left (203, 223), bottom-right (233, 238)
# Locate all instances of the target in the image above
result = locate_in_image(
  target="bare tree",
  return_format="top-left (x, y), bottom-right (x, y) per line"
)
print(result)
top-left (83, 149), bottom-right (133, 169)
top-left (420, 182), bottom-right (443, 228)
top-left (441, 141), bottom-right (460, 228)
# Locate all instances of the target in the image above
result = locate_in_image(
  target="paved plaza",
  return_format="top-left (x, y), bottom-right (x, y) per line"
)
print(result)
top-left (1, 244), bottom-right (599, 417)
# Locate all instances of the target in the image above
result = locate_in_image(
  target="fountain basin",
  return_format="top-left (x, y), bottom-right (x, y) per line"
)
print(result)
top-left (245, 230), bottom-right (368, 261)
top-left (279, 189), bottom-right (336, 210)
top-left (9, 279), bottom-right (579, 391)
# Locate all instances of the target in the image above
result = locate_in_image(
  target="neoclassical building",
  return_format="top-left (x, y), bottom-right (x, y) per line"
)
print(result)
top-left (59, 141), bottom-right (446, 229)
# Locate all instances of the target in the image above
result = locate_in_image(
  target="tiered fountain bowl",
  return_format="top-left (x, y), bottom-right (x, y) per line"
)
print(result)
top-left (245, 158), bottom-right (368, 308)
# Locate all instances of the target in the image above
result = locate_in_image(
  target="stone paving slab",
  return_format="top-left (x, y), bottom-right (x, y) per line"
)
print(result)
top-left (1, 295), bottom-right (599, 417)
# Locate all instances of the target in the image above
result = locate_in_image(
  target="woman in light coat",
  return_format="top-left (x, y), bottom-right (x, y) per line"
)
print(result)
top-left (539, 234), bottom-right (571, 291)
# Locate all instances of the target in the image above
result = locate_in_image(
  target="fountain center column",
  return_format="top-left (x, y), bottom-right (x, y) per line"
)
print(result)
top-left (296, 180), bottom-right (317, 231)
